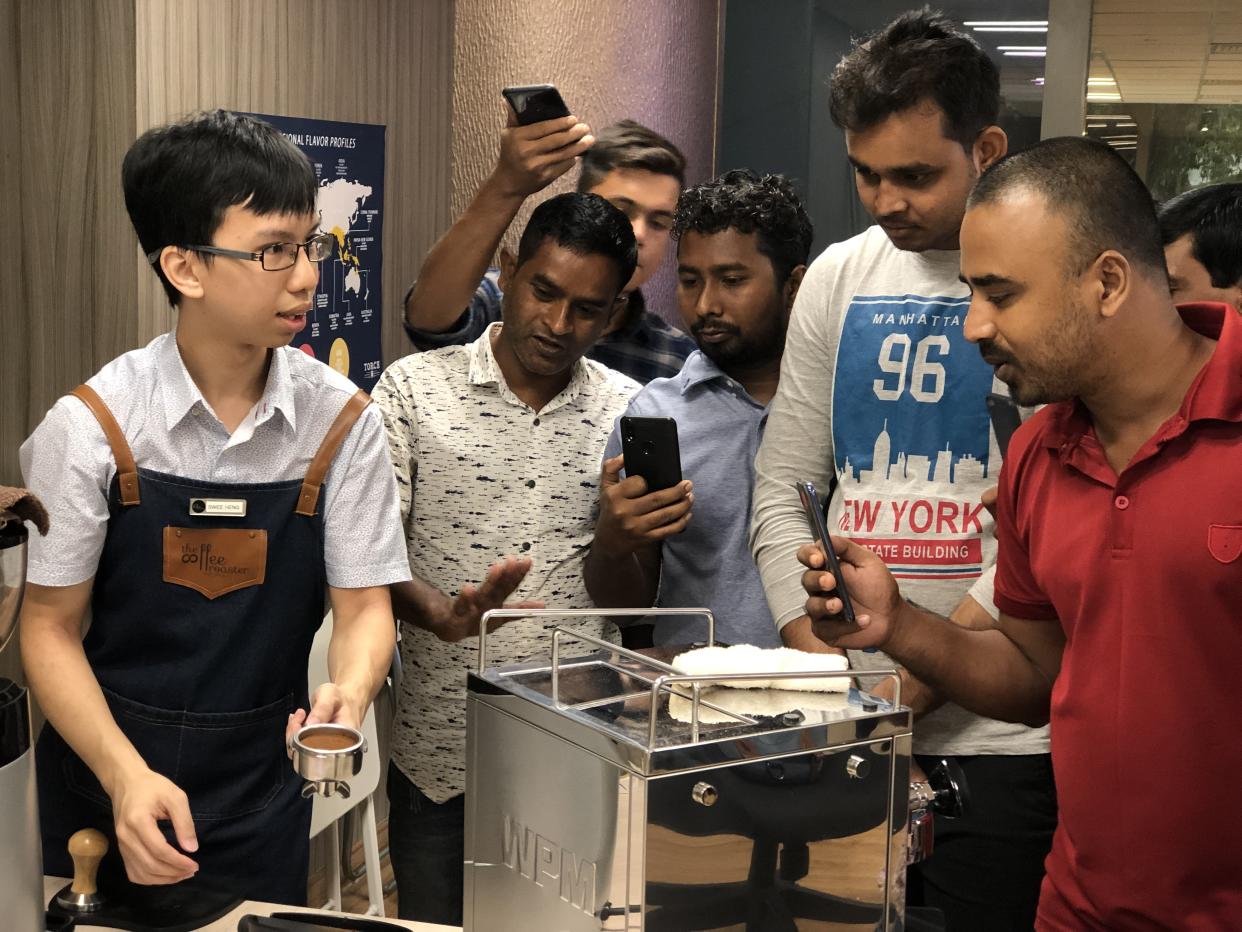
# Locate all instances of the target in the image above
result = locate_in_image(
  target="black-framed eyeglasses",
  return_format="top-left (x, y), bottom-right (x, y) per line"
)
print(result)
top-left (145, 232), bottom-right (337, 271)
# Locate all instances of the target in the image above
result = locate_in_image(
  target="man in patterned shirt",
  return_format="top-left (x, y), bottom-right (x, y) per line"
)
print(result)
top-left (403, 117), bottom-right (696, 384)
top-left (374, 192), bottom-right (641, 923)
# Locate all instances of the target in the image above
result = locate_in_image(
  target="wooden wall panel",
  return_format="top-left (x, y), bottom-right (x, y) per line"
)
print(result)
top-left (1, 0), bottom-right (136, 487)
top-left (0, 0), bottom-right (26, 487)
top-left (133, 0), bottom-right (454, 371)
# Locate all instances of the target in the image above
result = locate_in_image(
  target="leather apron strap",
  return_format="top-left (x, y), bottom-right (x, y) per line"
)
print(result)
top-left (296, 389), bottom-right (371, 517)
top-left (70, 384), bottom-right (141, 506)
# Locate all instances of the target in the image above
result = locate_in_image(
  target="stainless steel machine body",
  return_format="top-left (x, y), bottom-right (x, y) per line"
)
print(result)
top-left (464, 610), bottom-right (914, 932)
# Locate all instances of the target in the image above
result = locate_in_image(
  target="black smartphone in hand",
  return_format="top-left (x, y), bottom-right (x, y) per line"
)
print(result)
top-left (795, 480), bottom-right (857, 626)
top-left (620, 416), bottom-right (682, 492)
top-left (502, 84), bottom-right (571, 126)
top-left (986, 392), bottom-right (1023, 459)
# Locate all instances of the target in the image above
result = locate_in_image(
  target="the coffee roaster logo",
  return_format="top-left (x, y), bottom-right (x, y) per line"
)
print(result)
top-left (179, 541), bottom-right (251, 576)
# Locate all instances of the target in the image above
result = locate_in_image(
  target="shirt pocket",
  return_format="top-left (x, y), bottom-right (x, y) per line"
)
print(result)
top-left (1207, 524), bottom-right (1242, 564)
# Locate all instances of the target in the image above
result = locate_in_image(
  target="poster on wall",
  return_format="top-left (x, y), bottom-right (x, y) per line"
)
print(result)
top-left (246, 112), bottom-right (386, 392)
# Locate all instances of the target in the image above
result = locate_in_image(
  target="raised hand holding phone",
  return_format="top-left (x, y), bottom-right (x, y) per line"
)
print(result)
top-left (502, 84), bottom-right (571, 125)
top-left (492, 85), bottom-right (592, 199)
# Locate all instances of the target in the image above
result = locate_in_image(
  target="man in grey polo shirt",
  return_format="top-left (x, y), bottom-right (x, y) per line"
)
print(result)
top-left (583, 170), bottom-right (812, 647)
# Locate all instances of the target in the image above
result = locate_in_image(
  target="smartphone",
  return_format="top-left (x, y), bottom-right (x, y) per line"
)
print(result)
top-left (501, 84), bottom-right (571, 126)
top-left (986, 392), bottom-right (1023, 459)
top-left (620, 416), bottom-right (682, 492)
top-left (795, 480), bottom-right (857, 626)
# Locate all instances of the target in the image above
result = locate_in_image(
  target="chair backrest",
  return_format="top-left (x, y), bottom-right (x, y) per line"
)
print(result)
top-left (306, 611), bottom-right (383, 838)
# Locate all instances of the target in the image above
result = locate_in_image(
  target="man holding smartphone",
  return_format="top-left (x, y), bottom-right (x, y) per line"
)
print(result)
top-left (749, 11), bottom-right (1054, 929)
top-left (585, 170), bottom-right (813, 649)
top-left (403, 108), bottom-right (696, 384)
top-left (800, 135), bottom-right (1242, 932)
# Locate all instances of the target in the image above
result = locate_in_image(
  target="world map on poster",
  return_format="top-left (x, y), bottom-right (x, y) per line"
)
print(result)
top-left (246, 113), bottom-right (386, 392)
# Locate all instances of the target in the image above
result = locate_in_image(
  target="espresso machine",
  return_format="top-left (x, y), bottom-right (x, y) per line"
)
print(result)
top-left (0, 509), bottom-right (46, 932)
top-left (464, 609), bottom-right (962, 932)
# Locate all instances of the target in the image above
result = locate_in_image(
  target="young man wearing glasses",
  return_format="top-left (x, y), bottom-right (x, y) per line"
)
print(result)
top-left (19, 109), bottom-right (411, 905)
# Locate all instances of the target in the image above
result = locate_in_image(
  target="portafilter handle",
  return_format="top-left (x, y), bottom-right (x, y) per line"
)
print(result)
top-left (925, 756), bottom-right (971, 819)
top-left (55, 828), bottom-right (108, 912)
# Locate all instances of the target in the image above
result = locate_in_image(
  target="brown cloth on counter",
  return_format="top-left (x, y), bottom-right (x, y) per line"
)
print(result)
top-left (0, 485), bottom-right (49, 535)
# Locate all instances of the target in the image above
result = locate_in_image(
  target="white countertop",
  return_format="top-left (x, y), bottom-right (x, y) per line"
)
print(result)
top-left (43, 877), bottom-right (459, 931)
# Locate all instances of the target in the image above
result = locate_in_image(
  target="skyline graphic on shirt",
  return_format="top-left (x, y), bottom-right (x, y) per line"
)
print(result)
top-left (840, 417), bottom-right (988, 486)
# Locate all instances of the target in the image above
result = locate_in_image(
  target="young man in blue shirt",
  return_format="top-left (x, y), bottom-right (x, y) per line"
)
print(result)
top-left (583, 170), bottom-right (812, 646)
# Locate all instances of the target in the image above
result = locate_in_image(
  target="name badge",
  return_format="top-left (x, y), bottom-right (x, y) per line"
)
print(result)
top-left (189, 498), bottom-right (247, 518)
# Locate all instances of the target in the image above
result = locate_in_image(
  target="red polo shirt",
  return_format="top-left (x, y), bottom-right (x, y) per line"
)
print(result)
top-left (995, 303), bottom-right (1242, 931)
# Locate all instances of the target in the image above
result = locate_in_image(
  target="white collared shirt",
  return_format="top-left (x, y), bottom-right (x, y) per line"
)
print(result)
top-left (374, 323), bottom-right (639, 801)
top-left (20, 331), bottom-right (411, 590)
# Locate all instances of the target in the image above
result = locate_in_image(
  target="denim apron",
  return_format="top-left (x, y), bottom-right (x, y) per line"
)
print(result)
top-left (36, 384), bottom-right (370, 906)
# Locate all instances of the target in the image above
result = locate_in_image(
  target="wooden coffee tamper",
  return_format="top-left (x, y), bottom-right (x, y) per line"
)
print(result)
top-left (55, 828), bottom-right (108, 912)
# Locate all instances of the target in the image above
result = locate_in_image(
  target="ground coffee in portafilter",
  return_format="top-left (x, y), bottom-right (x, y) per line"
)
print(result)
top-left (300, 731), bottom-right (357, 751)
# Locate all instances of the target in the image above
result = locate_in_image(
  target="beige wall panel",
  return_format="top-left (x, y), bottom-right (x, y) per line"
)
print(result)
top-left (452, 0), bottom-right (722, 320)
top-left (134, 0), bottom-right (453, 369)
top-left (3, 0), bottom-right (136, 487)
top-left (0, 0), bottom-right (23, 682)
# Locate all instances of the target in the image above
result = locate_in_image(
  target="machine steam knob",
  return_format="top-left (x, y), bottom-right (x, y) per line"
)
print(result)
top-left (56, 828), bottom-right (108, 913)
top-left (846, 754), bottom-right (870, 779)
top-left (691, 781), bottom-right (718, 806)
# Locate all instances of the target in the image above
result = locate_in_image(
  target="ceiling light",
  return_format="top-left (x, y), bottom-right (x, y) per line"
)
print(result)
top-left (1086, 114), bottom-right (1132, 121)
top-left (970, 26), bottom-right (1049, 32)
top-left (999, 46), bottom-right (1047, 51)
top-left (1004, 51), bottom-right (1047, 57)
top-left (1087, 122), bottom-right (1107, 128)
top-left (964, 21), bottom-right (1048, 26)
top-left (1031, 77), bottom-right (1046, 85)
top-left (1087, 79), bottom-right (1117, 86)
top-left (1115, 121), bottom-right (1137, 127)
top-left (1087, 92), bottom-right (1123, 100)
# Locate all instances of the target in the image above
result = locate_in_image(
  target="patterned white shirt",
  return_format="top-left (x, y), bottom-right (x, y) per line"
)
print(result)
top-left (373, 323), bottom-right (639, 801)
top-left (20, 331), bottom-right (410, 590)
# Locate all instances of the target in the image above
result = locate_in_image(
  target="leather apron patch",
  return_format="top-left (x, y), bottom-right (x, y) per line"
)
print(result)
top-left (163, 527), bottom-right (268, 599)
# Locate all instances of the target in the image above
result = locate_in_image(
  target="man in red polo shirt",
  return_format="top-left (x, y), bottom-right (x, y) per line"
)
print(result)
top-left (795, 136), bottom-right (1242, 930)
